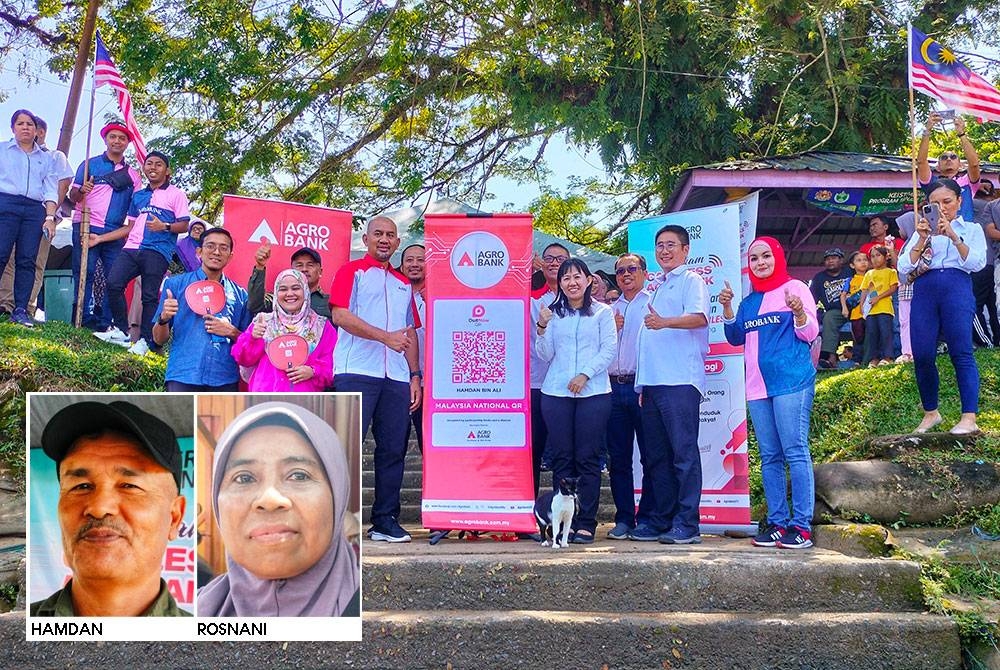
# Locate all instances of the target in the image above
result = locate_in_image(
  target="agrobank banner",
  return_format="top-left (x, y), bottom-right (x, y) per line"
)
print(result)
top-left (222, 195), bottom-right (353, 288)
top-left (629, 193), bottom-right (758, 532)
top-left (421, 213), bottom-right (536, 534)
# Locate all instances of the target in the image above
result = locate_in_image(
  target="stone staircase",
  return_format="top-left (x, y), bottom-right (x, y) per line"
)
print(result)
top-left (360, 435), bottom-right (962, 669)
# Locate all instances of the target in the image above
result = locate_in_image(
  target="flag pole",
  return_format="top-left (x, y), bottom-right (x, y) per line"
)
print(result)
top-left (907, 24), bottom-right (920, 217)
top-left (74, 36), bottom-right (98, 328)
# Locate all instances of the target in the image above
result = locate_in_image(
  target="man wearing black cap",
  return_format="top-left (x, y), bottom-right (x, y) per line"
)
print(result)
top-left (94, 151), bottom-right (191, 356)
top-left (246, 243), bottom-right (331, 318)
top-left (66, 122), bottom-right (142, 330)
top-left (810, 247), bottom-right (853, 369)
top-left (31, 401), bottom-right (188, 617)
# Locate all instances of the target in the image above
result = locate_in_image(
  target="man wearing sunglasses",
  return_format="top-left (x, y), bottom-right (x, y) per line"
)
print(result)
top-left (917, 111), bottom-right (981, 221)
top-left (604, 253), bottom-right (654, 540)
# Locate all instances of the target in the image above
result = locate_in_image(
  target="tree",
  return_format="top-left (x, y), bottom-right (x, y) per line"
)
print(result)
top-left (3, 0), bottom-right (997, 237)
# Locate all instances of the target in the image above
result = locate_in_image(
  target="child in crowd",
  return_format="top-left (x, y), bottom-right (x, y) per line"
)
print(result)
top-left (862, 245), bottom-right (898, 367)
top-left (840, 251), bottom-right (868, 366)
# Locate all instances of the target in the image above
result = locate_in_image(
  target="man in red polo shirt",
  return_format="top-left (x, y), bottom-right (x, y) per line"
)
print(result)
top-left (330, 216), bottom-right (421, 542)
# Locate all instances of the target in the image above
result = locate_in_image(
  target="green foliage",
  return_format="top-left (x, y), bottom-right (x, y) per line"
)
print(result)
top-left (918, 554), bottom-right (999, 649)
top-left (809, 350), bottom-right (1000, 462)
top-left (0, 320), bottom-right (166, 476)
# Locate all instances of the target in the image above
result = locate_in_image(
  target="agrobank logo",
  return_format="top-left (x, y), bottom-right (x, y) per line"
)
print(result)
top-left (450, 232), bottom-right (509, 290)
top-left (248, 217), bottom-right (332, 250)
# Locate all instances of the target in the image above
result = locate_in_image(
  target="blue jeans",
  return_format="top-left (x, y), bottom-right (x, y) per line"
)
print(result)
top-left (72, 222), bottom-right (124, 328)
top-left (606, 380), bottom-right (653, 527)
top-left (911, 268), bottom-right (979, 413)
top-left (0, 193), bottom-right (44, 313)
top-left (335, 373), bottom-right (411, 527)
top-left (541, 393), bottom-right (611, 536)
top-left (748, 385), bottom-right (815, 531)
top-left (639, 384), bottom-right (702, 534)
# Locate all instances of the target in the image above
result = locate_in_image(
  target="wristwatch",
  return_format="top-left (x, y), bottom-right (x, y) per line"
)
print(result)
top-left (410, 370), bottom-right (423, 380)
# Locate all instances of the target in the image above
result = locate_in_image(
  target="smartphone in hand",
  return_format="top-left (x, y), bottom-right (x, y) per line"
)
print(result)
top-left (921, 202), bottom-right (941, 231)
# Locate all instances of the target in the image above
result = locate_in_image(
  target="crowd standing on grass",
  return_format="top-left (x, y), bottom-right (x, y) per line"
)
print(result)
top-left (8, 106), bottom-right (995, 549)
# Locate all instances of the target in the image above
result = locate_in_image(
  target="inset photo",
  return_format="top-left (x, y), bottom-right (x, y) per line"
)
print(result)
top-left (196, 394), bottom-right (361, 618)
top-left (28, 393), bottom-right (196, 617)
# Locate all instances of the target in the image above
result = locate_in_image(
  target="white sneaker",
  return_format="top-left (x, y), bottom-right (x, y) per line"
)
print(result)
top-left (94, 326), bottom-right (130, 345)
top-left (127, 338), bottom-right (150, 356)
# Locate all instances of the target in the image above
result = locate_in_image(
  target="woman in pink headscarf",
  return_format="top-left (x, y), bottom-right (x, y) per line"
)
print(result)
top-left (232, 268), bottom-right (335, 391)
top-left (719, 237), bottom-right (819, 550)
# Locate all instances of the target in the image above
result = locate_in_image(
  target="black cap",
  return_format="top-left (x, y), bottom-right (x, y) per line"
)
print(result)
top-left (290, 247), bottom-right (322, 264)
top-left (823, 247), bottom-right (845, 259)
top-left (145, 150), bottom-right (170, 167)
top-left (41, 401), bottom-right (182, 490)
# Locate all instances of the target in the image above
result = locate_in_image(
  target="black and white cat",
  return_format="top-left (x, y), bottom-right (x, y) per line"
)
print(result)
top-left (534, 477), bottom-right (579, 549)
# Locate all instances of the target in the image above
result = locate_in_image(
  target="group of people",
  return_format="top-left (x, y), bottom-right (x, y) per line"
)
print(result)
top-left (810, 115), bottom-right (990, 435)
top-left (10, 107), bottom-right (991, 554)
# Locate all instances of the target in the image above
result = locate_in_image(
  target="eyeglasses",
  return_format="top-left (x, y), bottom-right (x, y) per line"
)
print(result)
top-left (655, 241), bottom-right (684, 251)
top-left (542, 254), bottom-right (568, 264)
top-left (615, 265), bottom-right (640, 275)
top-left (939, 153), bottom-right (959, 160)
top-left (202, 243), bottom-right (231, 253)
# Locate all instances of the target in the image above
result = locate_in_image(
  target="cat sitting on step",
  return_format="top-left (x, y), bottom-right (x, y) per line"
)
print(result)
top-left (533, 477), bottom-right (579, 549)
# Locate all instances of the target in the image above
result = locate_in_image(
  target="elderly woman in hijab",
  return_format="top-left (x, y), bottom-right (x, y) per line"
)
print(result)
top-left (231, 268), bottom-right (335, 391)
top-left (198, 401), bottom-right (360, 617)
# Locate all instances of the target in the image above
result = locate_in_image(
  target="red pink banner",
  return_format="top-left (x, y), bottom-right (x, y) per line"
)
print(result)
top-left (421, 213), bottom-right (536, 533)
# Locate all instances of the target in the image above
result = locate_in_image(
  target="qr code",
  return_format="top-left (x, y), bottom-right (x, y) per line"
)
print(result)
top-left (452, 331), bottom-right (506, 383)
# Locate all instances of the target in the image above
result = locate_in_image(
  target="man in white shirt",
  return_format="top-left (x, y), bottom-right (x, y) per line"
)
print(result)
top-left (605, 253), bottom-right (653, 540)
top-left (632, 225), bottom-right (709, 545)
top-left (330, 216), bottom-right (421, 543)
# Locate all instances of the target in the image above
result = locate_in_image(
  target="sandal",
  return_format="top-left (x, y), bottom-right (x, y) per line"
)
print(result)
top-left (570, 530), bottom-right (594, 545)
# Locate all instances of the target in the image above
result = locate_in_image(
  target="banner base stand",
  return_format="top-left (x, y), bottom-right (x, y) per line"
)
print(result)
top-left (701, 523), bottom-right (759, 537)
top-left (428, 530), bottom-right (530, 546)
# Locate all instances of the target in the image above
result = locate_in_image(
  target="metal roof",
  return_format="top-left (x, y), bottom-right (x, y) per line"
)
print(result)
top-left (699, 151), bottom-right (918, 173)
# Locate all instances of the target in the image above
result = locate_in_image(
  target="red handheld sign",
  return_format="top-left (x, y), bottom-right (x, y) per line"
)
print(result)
top-left (266, 333), bottom-right (309, 370)
top-left (184, 280), bottom-right (226, 315)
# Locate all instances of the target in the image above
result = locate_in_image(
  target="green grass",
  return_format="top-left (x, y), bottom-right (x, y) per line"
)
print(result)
top-left (0, 319), bottom-right (166, 480)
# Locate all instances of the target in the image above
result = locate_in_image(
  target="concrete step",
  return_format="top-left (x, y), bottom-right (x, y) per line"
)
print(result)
top-left (0, 609), bottom-right (961, 669)
top-left (361, 502), bottom-right (619, 525)
top-left (359, 610), bottom-right (959, 670)
top-left (362, 540), bottom-right (924, 614)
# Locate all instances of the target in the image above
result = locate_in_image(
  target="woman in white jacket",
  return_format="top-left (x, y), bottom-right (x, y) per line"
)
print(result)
top-left (536, 258), bottom-right (617, 543)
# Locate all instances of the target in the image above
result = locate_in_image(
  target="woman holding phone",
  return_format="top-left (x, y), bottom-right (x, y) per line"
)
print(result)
top-left (898, 178), bottom-right (987, 434)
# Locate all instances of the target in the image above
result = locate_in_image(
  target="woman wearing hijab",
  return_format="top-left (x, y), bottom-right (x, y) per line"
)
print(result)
top-left (0, 110), bottom-right (59, 327)
top-left (719, 237), bottom-right (819, 550)
top-left (198, 401), bottom-right (360, 617)
top-left (898, 178), bottom-right (987, 435)
top-left (232, 268), bottom-right (335, 391)
top-left (174, 219), bottom-right (206, 273)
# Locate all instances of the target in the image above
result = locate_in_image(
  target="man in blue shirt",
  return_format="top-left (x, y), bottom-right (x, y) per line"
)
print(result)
top-left (152, 227), bottom-right (250, 391)
top-left (67, 123), bottom-right (141, 329)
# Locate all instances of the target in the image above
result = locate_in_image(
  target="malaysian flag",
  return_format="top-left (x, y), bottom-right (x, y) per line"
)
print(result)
top-left (908, 25), bottom-right (1000, 122)
top-left (95, 32), bottom-right (148, 162)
